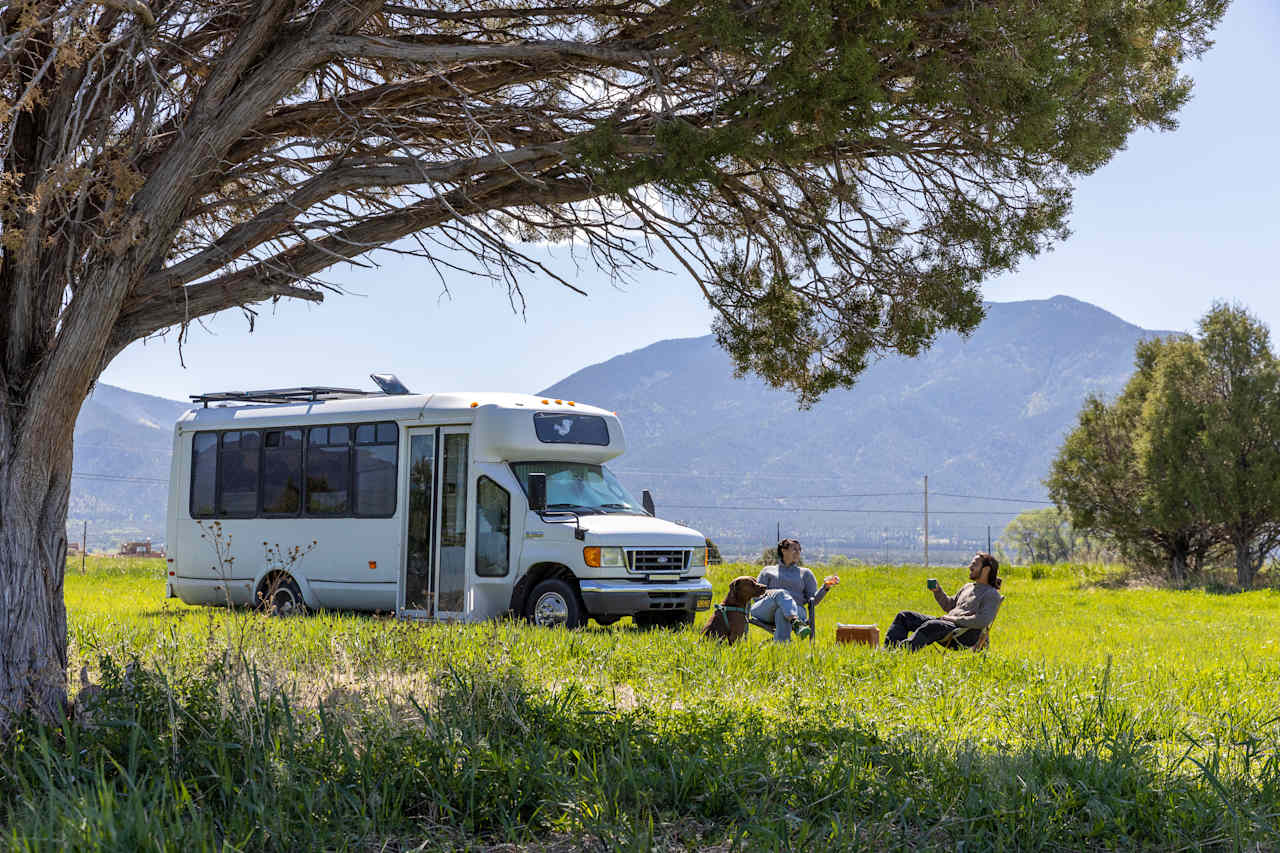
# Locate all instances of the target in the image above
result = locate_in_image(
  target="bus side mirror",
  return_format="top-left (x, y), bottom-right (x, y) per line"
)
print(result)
top-left (528, 473), bottom-right (547, 512)
top-left (641, 489), bottom-right (655, 517)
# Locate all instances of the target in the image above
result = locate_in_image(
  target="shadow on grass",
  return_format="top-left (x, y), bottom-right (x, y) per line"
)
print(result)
top-left (3, 658), bottom-right (1276, 852)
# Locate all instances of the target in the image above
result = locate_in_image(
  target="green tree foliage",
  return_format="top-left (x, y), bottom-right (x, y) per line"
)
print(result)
top-left (1048, 338), bottom-right (1218, 582)
top-left (1140, 306), bottom-right (1280, 587)
top-left (997, 507), bottom-right (1112, 565)
top-left (1050, 305), bottom-right (1280, 586)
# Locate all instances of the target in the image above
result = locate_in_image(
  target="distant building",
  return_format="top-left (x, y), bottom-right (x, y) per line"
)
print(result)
top-left (118, 539), bottom-right (163, 558)
top-left (67, 541), bottom-right (82, 555)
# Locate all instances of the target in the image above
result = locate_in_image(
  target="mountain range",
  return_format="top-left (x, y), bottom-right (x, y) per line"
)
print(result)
top-left (541, 296), bottom-right (1172, 560)
top-left (70, 296), bottom-right (1169, 559)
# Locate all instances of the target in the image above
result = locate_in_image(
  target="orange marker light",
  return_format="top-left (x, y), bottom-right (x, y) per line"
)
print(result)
top-left (542, 399), bottom-right (549, 404)
top-left (567, 401), bottom-right (575, 406)
top-left (583, 546), bottom-right (602, 567)
top-left (555, 399), bottom-right (562, 404)
top-left (470, 402), bottom-right (478, 408)
top-left (369, 560), bottom-right (377, 570)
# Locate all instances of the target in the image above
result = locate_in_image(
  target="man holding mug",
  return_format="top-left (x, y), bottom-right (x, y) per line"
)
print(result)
top-left (884, 552), bottom-right (1003, 650)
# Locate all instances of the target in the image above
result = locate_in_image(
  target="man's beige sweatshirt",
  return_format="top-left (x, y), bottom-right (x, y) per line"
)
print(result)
top-left (932, 582), bottom-right (1003, 629)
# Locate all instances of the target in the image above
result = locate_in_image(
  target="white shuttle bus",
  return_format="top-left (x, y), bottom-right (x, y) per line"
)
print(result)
top-left (165, 379), bottom-right (713, 627)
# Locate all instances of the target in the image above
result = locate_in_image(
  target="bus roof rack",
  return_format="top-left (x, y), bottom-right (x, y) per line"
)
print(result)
top-left (190, 386), bottom-right (378, 407)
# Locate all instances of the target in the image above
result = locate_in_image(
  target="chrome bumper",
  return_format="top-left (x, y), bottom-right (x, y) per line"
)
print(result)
top-left (578, 577), bottom-right (713, 617)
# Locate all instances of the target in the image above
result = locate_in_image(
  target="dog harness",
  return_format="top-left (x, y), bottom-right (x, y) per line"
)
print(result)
top-left (714, 603), bottom-right (750, 629)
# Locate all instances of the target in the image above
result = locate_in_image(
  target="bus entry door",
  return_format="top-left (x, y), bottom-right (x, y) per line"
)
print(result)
top-left (399, 426), bottom-right (470, 619)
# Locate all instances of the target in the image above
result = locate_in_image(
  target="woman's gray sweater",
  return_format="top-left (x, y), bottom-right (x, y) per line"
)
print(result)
top-left (756, 562), bottom-right (828, 610)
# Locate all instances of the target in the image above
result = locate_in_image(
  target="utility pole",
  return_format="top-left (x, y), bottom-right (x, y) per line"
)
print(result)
top-left (987, 525), bottom-right (992, 554)
top-left (923, 475), bottom-right (929, 569)
top-left (81, 520), bottom-right (87, 575)
top-left (776, 520), bottom-right (781, 544)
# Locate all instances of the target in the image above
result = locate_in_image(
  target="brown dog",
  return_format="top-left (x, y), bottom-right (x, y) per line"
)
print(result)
top-left (701, 576), bottom-right (768, 644)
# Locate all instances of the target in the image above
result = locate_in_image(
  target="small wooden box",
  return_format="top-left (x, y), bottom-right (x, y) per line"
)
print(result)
top-left (836, 623), bottom-right (880, 647)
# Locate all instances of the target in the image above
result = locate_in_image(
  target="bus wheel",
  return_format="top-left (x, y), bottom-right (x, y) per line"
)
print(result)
top-left (262, 575), bottom-right (306, 617)
top-left (526, 579), bottom-right (583, 629)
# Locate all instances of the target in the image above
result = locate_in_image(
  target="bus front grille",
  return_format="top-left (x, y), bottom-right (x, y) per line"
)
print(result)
top-left (626, 549), bottom-right (689, 573)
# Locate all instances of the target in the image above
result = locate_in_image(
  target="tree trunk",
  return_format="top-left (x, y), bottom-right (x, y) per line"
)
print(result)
top-left (1233, 533), bottom-right (1256, 589)
top-left (1169, 550), bottom-right (1188, 585)
top-left (0, 417), bottom-right (75, 731)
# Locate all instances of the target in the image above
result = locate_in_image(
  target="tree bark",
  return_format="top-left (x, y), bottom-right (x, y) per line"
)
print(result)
top-left (0, 418), bottom-right (74, 730)
top-left (1232, 532), bottom-right (1256, 589)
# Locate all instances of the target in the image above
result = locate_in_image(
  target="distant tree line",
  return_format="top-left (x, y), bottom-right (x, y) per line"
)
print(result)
top-left (996, 508), bottom-right (1116, 566)
top-left (1046, 304), bottom-right (1280, 587)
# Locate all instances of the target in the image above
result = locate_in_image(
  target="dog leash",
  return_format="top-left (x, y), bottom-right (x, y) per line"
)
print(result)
top-left (715, 604), bottom-right (750, 630)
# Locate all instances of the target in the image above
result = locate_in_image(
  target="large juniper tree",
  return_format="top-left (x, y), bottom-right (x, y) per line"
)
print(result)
top-left (1141, 305), bottom-right (1280, 587)
top-left (0, 0), bottom-right (1225, 723)
top-left (1048, 338), bottom-right (1221, 582)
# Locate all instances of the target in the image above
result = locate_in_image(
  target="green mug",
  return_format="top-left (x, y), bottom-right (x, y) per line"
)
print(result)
top-left (927, 578), bottom-right (939, 590)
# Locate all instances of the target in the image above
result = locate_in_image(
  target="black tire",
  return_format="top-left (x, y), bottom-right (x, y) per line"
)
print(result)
top-left (593, 615), bottom-right (621, 627)
top-left (634, 610), bottom-right (694, 630)
top-left (260, 575), bottom-right (306, 617)
top-left (525, 578), bottom-right (584, 628)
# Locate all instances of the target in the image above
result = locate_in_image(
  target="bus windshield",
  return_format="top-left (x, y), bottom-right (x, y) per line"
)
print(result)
top-left (510, 462), bottom-right (645, 515)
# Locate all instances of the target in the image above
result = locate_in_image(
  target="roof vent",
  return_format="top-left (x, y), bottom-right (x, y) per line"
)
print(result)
top-left (370, 373), bottom-right (411, 395)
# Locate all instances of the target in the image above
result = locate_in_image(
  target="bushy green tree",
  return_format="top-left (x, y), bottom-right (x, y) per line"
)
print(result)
top-left (1051, 305), bottom-right (1280, 586)
top-left (1141, 306), bottom-right (1280, 587)
top-left (1048, 338), bottom-right (1218, 581)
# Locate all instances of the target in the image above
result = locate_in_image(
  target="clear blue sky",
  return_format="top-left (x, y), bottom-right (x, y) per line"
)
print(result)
top-left (101, 0), bottom-right (1280, 403)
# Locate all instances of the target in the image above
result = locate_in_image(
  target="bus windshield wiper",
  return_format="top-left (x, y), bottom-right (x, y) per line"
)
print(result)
top-left (545, 503), bottom-right (600, 514)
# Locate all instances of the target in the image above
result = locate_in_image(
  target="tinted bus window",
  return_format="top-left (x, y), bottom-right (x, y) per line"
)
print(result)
top-left (532, 412), bottom-right (609, 446)
top-left (218, 431), bottom-right (260, 515)
top-left (306, 426), bottom-right (349, 514)
top-left (476, 477), bottom-right (510, 577)
top-left (191, 432), bottom-right (217, 517)
top-left (355, 421), bottom-right (397, 516)
top-left (262, 429), bottom-right (302, 514)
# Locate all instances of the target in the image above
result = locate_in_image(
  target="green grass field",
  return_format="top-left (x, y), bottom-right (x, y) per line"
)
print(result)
top-left (3, 557), bottom-right (1279, 851)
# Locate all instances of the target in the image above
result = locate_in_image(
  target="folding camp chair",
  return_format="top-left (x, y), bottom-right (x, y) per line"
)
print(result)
top-left (749, 598), bottom-right (818, 643)
top-left (938, 624), bottom-right (990, 651)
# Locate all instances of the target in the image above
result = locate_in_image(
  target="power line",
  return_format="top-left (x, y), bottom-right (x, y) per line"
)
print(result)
top-left (663, 503), bottom-right (1025, 516)
top-left (614, 469), bottom-right (1052, 504)
top-left (716, 490), bottom-right (918, 500)
top-left (71, 472), bottom-right (168, 484)
top-left (75, 441), bottom-right (170, 453)
top-left (613, 469), bottom-right (852, 481)
top-left (931, 491), bottom-right (1054, 505)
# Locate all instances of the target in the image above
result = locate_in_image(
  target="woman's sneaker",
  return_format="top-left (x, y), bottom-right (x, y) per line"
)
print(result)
top-left (791, 618), bottom-right (812, 639)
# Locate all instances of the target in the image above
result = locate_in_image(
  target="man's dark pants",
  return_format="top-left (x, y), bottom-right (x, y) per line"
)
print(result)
top-left (884, 610), bottom-right (965, 650)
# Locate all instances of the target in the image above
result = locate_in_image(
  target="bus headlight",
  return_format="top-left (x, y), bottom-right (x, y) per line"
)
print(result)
top-left (688, 546), bottom-right (707, 569)
top-left (583, 546), bottom-right (625, 568)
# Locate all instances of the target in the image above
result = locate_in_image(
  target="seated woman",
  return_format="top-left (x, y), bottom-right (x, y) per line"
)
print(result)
top-left (750, 538), bottom-right (839, 642)
top-left (885, 552), bottom-right (1003, 650)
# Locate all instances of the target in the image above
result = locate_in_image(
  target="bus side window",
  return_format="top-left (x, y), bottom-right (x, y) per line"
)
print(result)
top-left (354, 421), bottom-right (398, 517)
top-left (306, 426), bottom-right (350, 514)
top-left (218, 430), bottom-right (260, 515)
top-left (191, 432), bottom-right (217, 517)
top-left (476, 476), bottom-right (510, 577)
top-left (262, 429), bottom-right (302, 514)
